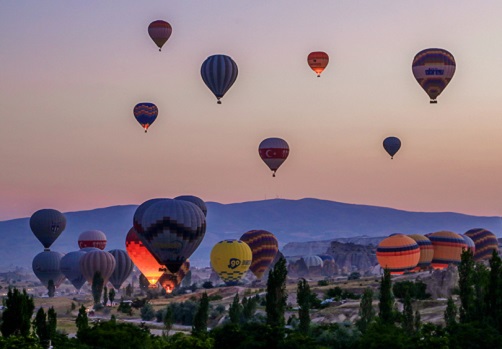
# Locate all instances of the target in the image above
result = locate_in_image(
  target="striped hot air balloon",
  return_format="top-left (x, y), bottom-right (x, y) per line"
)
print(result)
top-left (175, 195), bottom-right (207, 217)
top-left (80, 250), bottom-right (116, 285)
top-left (125, 227), bottom-right (164, 286)
top-left (408, 234), bottom-right (434, 271)
top-left (32, 251), bottom-right (66, 290)
top-left (210, 240), bottom-right (252, 286)
top-left (461, 234), bottom-right (476, 256)
top-left (412, 48), bottom-right (456, 103)
top-left (240, 230), bottom-right (279, 280)
top-left (376, 234), bottom-right (420, 274)
top-left (133, 198), bottom-right (166, 234)
top-left (307, 51), bottom-right (329, 77)
top-left (428, 231), bottom-right (467, 269)
top-left (78, 230), bottom-right (107, 250)
top-left (60, 250), bottom-right (87, 291)
top-left (108, 249), bottom-right (134, 290)
top-left (148, 20), bottom-right (172, 51)
top-left (259, 137), bottom-right (290, 177)
top-left (133, 103), bottom-right (158, 133)
top-left (464, 228), bottom-right (499, 261)
top-left (201, 54), bottom-right (238, 104)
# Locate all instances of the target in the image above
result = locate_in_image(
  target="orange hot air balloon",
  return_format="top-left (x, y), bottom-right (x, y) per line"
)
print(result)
top-left (125, 227), bottom-right (164, 286)
top-left (428, 231), bottom-right (467, 269)
top-left (308, 52), bottom-right (329, 77)
top-left (376, 234), bottom-right (420, 275)
top-left (148, 20), bottom-right (172, 51)
top-left (159, 260), bottom-right (190, 293)
top-left (408, 234), bottom-right (434, 271)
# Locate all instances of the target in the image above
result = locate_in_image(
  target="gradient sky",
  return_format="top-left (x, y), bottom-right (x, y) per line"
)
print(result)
top-left (2, 1), bottom-right (502, 220)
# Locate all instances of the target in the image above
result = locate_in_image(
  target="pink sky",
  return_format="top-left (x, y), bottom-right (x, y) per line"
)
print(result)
top-left (2, 1), bottom-right (502, 220)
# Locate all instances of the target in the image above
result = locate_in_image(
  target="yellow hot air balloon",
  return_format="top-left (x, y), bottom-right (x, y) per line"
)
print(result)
top-left (210, 240), bottom-right (252, 286)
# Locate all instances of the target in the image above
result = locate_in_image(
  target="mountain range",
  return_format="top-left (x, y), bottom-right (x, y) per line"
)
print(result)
top-left (1, 198), bottom-right (501, 269)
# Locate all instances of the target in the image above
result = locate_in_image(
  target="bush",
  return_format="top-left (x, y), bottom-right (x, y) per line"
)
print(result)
top-left (140, 303), bottom-right (155, 321)
top-left (393, 280), bottom-right (430, 300)
top-left (208, 294), bottom-right (222, 301)
top-left (318, 280), bottom-right (329, 286)
top-left (348, 272), bottom-right (361, 280)
top-left (202, 281), bottom-right (214, 289)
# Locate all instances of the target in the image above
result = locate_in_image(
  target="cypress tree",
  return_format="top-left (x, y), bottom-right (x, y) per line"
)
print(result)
top-left (444, 296), bottom-right (457, 329)
top-left (75, 305), bottom-right (89, 339)
top-left (192, 292), bottom-right (209, 337)
top-left (33, 307), bottom-right (48, 343)
top-left (357, 287), bottom-right (375, 333)
top-left (91, 271), bottom-right (104, 305)
top-left (109, 288), bottom-right (116, 305)
top-left (266, 256), bottom-right (288, 328)
top-left (458, 249), bottom-right (475, 323)
top-left (229, 293), bottom-right (242, 324)
top-left (378, 269), bottom-right (394, 324)
top-left (103, 286), bottom-right (108, 306)
top-left (47, 307), bottom-right (57, 343)
top-left (1, 288), bottom-right (35, 337)
top-left (47, 280), bottom-right (55, 298)
top-left (402, 291), bottom-right (414, 333)
top-left (486, 250), bottom-right (502, 329)
top-left (297, 278), bottom-right (311, 334)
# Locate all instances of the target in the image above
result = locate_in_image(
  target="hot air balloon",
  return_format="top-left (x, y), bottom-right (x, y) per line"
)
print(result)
top-left (376, 234), bottom-right (420, 274)
top-left (303, 255), bottom-right (323, 268)
top-left (201, 54), bottom-right (238, 104)
top-left (308, 51), bottom-right (329, 77)
top-left (78, 230), bottom-right (107, 250)
top-left (461, 235), bottom-right (476, 256)
top-left (428, 231), bottom-right (467, 269)
top-left (133, 198), bottom-right (167, 234)
top-left (240, 230), bottom-right (278, 280)
top-left (60, 250), bottom-right (87, 291)
top-left (30, 209), bottom-right (66, 250)
top-left (259, 138), bottom-right (289, 177)
top-left (139, 199), bottom-right (206, 273)
top-left (108, 249), bottom-right (134, 290)
top-left (80, 250), bottom-right (116, 285)
top-left (158, 260), bottom-right (190, 293)
top-left (210, 240), bottom-right (252, 286)
top-left (408, 234), bottom-right (434, 271)
top-left (464, 228), bottom-right (499, 261)
top-left (412, 48), bottom-right (456, 103)
top-left (32, 251), bottom-right (66, 291)
top-left (383, 137), bottom-right (401, 159)
top-left (175, 195), bottom-right (207, 217)
top-left (133, 103), bottom-right (158, 133)
top-left (125, 227), bottom-right (164, 286)
top-left (148, 20), bottom-right (172, 51)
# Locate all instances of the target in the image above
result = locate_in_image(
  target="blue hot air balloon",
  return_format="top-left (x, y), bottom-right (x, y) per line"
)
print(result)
top-left (201, 54), bottom-right (238, 104)
top-left (383, 137), bottom-right (401, 159)
top-left (133, 103), bottom-right (158, 133)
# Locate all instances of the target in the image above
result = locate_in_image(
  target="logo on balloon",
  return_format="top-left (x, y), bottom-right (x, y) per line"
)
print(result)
top-left (228, 258), bottom-right (241, 269)
top-left (155, 241), bottom-right (183, 253)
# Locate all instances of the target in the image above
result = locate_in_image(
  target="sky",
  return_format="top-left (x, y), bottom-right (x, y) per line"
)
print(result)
top-left (2, 1), bottom-right (502, 220)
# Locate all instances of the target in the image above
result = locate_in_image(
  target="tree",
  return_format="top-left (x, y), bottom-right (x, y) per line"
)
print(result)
top-left (47, 280), bottom-right (55, 298)
top-left (242, 296), bottom-right (257, 322)
top-left (33, 308), bottom-right (48, 345)
top-left (91, 271), bottom-right (104, 305)
top-left (125, 283), bottom-right (133, 297)
top-left (297, 278), bottom-right (311, 334)
top-left (192, 293), bottom-right (209, 337)
top-left (75, 305), bottom-right (89, 339)
top-left (109, 288), bottom-right (116, 305)
top-left (458, 249), bottom-right (475, 323)
top-left (1, 288), bottom-right (35, 338)
top-left (414, 310), bottom-right (421, 333)
top-left (379, 269), bottom-right (394, 324)
top-left (163, 306), bottom-right (173, 335)
top-left (103, 286), bottom-right (108, 306)
top-left (47, 307), bottom-right (57, 344)
top-left (357, 287), bottom-right (375, 333)
top-left (444, 296), bottom-right (457, 330)
top-left (228, 293), bottom-right (241, 325)
top-left (266, 256), bottom-right (288, 329)
top-left (141, 303), bottom-right (155, 321)
top-left (486, 250), bottom-right (502, 330)
top-left (402, 291), bottom-right (414, 333)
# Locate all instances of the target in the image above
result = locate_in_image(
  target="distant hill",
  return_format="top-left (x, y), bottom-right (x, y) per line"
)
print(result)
top-left (1, 198), bottom-right (501, 269)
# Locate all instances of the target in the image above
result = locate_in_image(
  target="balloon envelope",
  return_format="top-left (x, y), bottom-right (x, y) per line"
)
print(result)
top-left (30, 209), bottom-right (66, 249)
top-left (148, 20), bottom-right (172, 51)
top-left (158, 260), bottom-right (190, 293)
top-left (80, 250), bottom-right (116, 285)
top-left (240, 230), bottom-right (278, 279)
top-left (407, 234), bottom-right (434, 271)
top-left (32, 250), bottom-right (66, 289)
top-left (412, 48), bottom-right (456, 103)
top-left (383, 137), bottom-right (401, 159)
top-left (139, 199), bottom-right (206, 273)
top-left (78, 230), bottom-right (107, 250)
top-left (60, 250), bottom-right (87, 290)
top-left (259, 138), bottom-right (289, 177)
top-left (210, 239), bottom-right (252, 286)
top-left (201, 54), bottom-right (238, 104)
top-left (133, 198), bottom-right (167, 234)
top-left (376, 234), bottom-right (420, 274)
top-left (175, 195), bottom-right (207, 217)
top-left (307, 51), bottom-right (329, 77)
top-left (464, 228), bottom-right (499, 261)
top-left (133, 103), bottom-right (158, 133)
top-left (108, 249), bottom-right (134, 290)
top-left (125, 227), bottom-right (164, 285)
top-left (428, 231), bottom-right (466, 269)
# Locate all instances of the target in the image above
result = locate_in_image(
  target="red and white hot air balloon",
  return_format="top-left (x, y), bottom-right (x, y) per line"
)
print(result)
top-left (308, 51), bottom-right (329, 77)
top-left (259, 138), bottom-right (289, 177)
top-left (148, 20), bottom-right (172, 51)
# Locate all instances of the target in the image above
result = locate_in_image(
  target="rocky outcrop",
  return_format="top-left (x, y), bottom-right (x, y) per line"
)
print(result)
top-left (421, 265), bottom-right (459, 299)
top-left (327, 241), bottom-right (377, 275)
